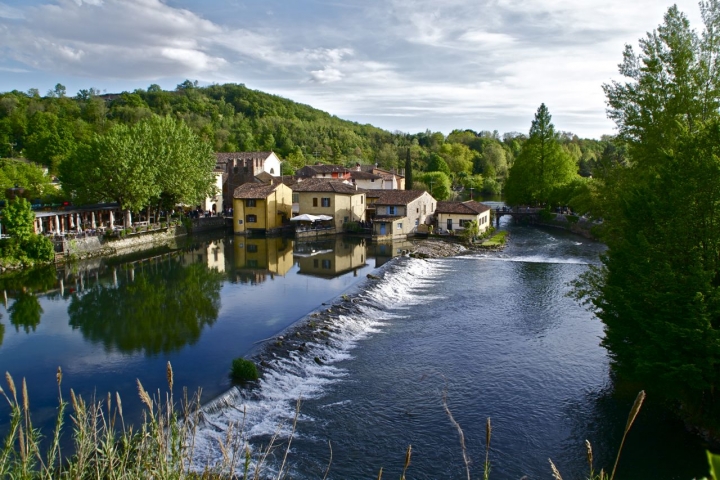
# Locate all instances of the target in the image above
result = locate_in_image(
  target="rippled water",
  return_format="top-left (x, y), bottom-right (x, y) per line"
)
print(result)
top-left (193, 223), bottom-right (708, 479)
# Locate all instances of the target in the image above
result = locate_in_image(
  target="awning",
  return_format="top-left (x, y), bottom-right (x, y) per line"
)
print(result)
top-left (290, 214), bottom-right (333, 222)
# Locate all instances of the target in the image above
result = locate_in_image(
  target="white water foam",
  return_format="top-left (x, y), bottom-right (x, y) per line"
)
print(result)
top-left (189, 257), bottom-right (440, 472)
top-left (474, 255), bottom-right (593, 265)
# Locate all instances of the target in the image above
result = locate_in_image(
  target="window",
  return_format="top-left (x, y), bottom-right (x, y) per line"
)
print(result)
top-left (313, 259), bottom-right (319, 268)
top-left (246, 215), bottom-right (257, 223)
top-left (460, 219), bottom-right (471, 227)
top-left (270, 168), bottom-right (275, 174)
top-left (321, 197), bottom-right (331, 207)
top-left (344, 216), bottom-right (349, 223)
top-left (371, 178), bottom-right (375, 182)
top-left (292, 193), bottom-right (299, 203)
top-left (423, 205), bottom-right (427, 214)
top-left (247, 244), bottom-right (258, 253)
top-left (397, 222), bottom-right (403, 230)
top-left (388, 206), bottom-right (396, 215)
top-left (322, 259), bottom-right (331, 269)
top-left (246, 199), bottom-right (256, 207)
top-left (313, 198), bottom-right (318, 207)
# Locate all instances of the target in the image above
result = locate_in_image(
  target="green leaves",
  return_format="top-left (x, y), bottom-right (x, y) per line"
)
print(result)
top-left (60, 115), bottom-right (215, 214)
top-left (504, 103), bottom-right (577, 206)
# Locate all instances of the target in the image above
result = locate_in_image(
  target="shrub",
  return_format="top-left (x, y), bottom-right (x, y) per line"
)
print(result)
top-left (231, 357), bottom-right (259, 382)
top-left (539, 209), bottom-right (556, 222)
top-left (24, 235), bottom-right (55, 262)
top-left (344, 221), bottom-right (361, 233)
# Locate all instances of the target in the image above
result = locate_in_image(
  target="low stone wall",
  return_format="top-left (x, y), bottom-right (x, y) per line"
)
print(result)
top-left (64, 228), bottom-right (185, 260)
top-left (189, 217), bottom-right (226, 232)
top-left (296, 227), bottom-right (337, 238)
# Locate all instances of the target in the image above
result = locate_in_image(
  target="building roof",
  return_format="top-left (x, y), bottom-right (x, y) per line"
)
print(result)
top-left (358, 165), bottom-right (405, 179)
top-left (373, 190), bottom-right (429, 206)
top-left (349, 171), bottom-right (382, 180)
top-left (296, 164), bottom-right (351, 177)
top-left (291, 178), bottom-right (363, 194)
top-left (255, 171), bottom-right (298, 187)
top-left (435, 200), bottom-right (491, 215)
top-left (216, 151), bottom-right (274, 164)
top-left (233, 182), bottom-right (283, 199)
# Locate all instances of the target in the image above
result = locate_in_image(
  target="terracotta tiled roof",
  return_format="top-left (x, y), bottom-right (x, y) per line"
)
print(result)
top-left (349, 171), bottom-right (382, 180)
top-left (373, 190), bottom-right (429, 206)
top-left (358, 165), bottom-right (405, 179)
top-left (435, 201), bottom-right (491, 215)
top-left (291, 178), bottom-right (363, 194)
top-left (216, 152), bottom-right (274, 164)
top-left (296, 164), bottom-right (351, 177)
top-left (233, 182), bottom-right (282, 199)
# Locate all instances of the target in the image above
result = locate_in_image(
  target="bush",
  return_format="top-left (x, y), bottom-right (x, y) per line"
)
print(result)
top-left (539, 209), bottom-right (556, 222)
top-left (24, 235), bottom-right (55, 262)
top-left (231, 357), bottom-right (259, 382)
top-left (344, 221), bottom-right (361, 233)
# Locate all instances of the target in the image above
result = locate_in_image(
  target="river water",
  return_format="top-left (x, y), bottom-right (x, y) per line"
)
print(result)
top-left (0, 221), bottom-right (709, 478)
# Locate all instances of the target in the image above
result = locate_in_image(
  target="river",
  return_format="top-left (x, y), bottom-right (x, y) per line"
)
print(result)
top-left (0, 220), bottom-right (709, 478)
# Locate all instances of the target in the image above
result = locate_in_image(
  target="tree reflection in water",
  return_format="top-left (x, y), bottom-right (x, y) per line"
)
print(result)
top-left (9, 292), bottom-right (43, 333)
top-left (68, 260), bottom-right (224, 355)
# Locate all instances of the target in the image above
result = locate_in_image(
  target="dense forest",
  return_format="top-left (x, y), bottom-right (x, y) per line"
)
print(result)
top-left (0, 81), bottom-right (618, 202)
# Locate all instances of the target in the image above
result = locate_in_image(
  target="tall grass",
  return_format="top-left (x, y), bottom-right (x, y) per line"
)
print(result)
top-left (0, 365), bottom-right (651, 479)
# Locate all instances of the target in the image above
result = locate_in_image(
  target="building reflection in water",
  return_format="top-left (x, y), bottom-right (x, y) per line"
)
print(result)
top-left (232, 237), bottom-right (294, 284)
top-left (295, 237), bottom-right (367, 279)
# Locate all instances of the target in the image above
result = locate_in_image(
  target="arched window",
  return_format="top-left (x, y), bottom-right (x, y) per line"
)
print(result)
top-left (270, 168), bottom-right (275, 174)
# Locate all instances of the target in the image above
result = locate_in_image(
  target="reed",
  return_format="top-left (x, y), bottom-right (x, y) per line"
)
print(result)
top-left (0, 366), bottom-right (649, 480)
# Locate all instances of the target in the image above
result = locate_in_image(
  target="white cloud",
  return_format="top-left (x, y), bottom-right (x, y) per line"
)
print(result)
top-left (0, 0), bottom-right (709, 137)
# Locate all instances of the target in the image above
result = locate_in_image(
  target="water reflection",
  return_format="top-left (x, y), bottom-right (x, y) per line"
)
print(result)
top-left (295, 238), bottom-right (367, 278)
top-left (232, 237), bottom-right (294, 284)
top-left (9, 292), bottom-right (43, 333)
top-left (67, 258), bottom-right (224, 355)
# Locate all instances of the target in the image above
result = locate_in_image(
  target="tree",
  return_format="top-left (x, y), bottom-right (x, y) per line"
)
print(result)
top-left (4, 198), bottom-right (35, 242)
top-left (504, 104), bottom-right (577, 205)
top-left (426, 153), bottom-right (451, 176)
top-left (61, 115), bottom-right (215, 226)
top-left (418, 171), bottom-right (451, 200)
top-left (404, 147), bottom-right (413, 190)
top-left (575, 2), bottom-right (720, 430)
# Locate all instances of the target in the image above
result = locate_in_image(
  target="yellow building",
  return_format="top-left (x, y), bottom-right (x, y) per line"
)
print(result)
top-left (233, 237), bottom-right (294, 277)
top-left (292, 179), bottom-right (366, 231)
top-left (434, 201), bottom-right (492, 233)
top-left (296, 238), bottom-right (367, 278)
top-left (233, 182), bottom-right (292, 235)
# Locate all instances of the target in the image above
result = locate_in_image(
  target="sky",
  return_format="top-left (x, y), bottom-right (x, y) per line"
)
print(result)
top-left (0, 0), bottom-right (706, 139)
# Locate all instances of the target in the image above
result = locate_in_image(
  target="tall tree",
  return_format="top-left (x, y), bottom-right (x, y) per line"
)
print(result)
top-left (404, 147), bottom-right (413, 190)
top-left (576, 2), bottom-right (720, 429)
top-left (504, 103), bottom-right (577, 205)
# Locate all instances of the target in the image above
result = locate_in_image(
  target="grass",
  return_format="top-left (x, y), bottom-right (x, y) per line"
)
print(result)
top-left (480, 230), bottom-right (509, 248)
top-left (230, 358), bottom-right (259, 383)
top-left (1, 365), bottom-right (690, 480)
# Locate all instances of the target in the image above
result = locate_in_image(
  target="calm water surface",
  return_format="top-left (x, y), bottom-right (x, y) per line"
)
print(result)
top-left (0, 223), bottom-right (709, 479)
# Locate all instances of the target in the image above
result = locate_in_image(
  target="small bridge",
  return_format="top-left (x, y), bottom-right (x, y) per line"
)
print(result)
top-left (493, 207), bottom-right (542, 226)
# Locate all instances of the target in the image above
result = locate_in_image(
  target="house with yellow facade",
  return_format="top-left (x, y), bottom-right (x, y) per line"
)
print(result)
top-left (292, 179), bottom-right (366, 232)
top-left (232, 182), bottom-right (292, 235)
top-left (434, 200), bottom-right (492, 233)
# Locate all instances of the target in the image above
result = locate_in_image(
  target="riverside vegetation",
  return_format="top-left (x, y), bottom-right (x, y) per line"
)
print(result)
top-left (6, 363), bottom-right (713, 480)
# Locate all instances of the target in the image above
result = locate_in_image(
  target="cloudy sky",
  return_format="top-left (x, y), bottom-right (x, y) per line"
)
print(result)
top-left (0, 0), bottom-right (705, 138)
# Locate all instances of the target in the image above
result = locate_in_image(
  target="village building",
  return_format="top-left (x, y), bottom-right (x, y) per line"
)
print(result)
top-left (372, 190), bottom-right (436, 239)
top-left (434, 200), bottom-right (492, 233)
top-left (291, 179), bottom-right (366, 232)
top-left (232, 182), bottom-right (292, 236)
top-left (216, 151), bottom-right (282, 206)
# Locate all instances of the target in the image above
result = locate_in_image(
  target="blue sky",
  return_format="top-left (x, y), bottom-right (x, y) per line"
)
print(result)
top-left (0, 0), bottom-right (705, 138)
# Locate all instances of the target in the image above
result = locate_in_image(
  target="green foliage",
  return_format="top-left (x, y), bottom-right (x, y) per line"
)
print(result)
top-left (344, 221), bottom-right (362, 233)
top-left (504, 104), bottom-right (578, 206)
top-left (418, 171), bottom-right (452, 200)
top-left (68, 261), bottom-right (223, 355)
top-left (3, 198), bottom-right (35, 241)
top-left (0, 160), bottom-right (54, 200)
top-left (575, 2), bottom-right (720, 431)
top-left (458, 220), bottom-right (479, 244)
top-left (23, 235), bottom-right (54, 262)
top-left (231, 357), bottom-right (259, 382)
top-left (426, 153), bottom-right (451, 176)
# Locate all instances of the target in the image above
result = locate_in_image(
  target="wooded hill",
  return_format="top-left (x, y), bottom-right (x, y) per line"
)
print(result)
top-left (0, 81), bottom-right (616, 200)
